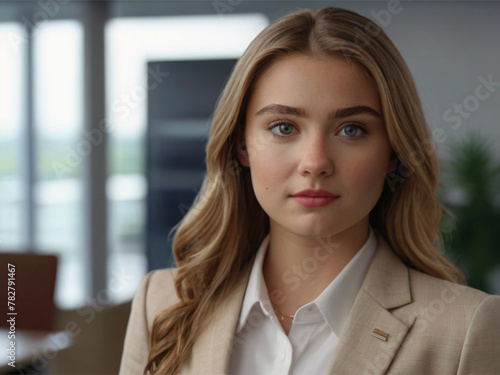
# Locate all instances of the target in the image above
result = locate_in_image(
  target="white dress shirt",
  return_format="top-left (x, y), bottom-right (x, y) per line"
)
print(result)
top-left (229, 227), bottom-right (377, 375)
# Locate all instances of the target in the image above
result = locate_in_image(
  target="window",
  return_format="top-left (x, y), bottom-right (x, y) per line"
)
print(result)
top-left (105, 14), bottom-right (268, 301)
top-left (33, 20), bottom-right (85, 308)
top-left (0, 23), bottom-right (25, 250)
top-left (1, 10), bottom-right (268, 308)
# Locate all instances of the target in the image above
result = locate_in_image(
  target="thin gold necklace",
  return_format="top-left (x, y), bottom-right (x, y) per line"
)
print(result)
top-left (273, 305), bottom-right (294, 321)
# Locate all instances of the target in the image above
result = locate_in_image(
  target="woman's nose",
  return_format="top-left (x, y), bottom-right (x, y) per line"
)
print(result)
top-left (297, 137), bottom-right (334, 177)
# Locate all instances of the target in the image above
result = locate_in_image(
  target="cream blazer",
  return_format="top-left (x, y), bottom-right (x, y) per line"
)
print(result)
top-left (119, 235), bottom-right (500, 374)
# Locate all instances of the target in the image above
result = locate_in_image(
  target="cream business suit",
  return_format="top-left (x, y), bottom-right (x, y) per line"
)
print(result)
top-left (120, 235), bottom-right (500, 374)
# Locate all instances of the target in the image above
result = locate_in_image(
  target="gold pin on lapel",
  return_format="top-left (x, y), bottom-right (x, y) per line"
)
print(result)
top-left (372, 328), bottom-right (390, 342)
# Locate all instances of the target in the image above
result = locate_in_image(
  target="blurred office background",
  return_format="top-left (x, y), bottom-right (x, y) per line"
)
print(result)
top-left (0, 1), bottom-right (499, 373)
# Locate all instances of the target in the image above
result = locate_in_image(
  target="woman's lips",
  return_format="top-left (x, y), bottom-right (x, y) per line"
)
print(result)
top-left (291, 189), bottom-right (339, 207)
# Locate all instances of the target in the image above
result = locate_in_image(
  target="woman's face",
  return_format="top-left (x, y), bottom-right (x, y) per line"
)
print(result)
top-left (240, 54), bottom-right (395, 239)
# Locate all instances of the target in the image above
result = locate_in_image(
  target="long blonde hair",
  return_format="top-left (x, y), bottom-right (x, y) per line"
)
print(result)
top-left (146, 7), bottom-right (464, 374)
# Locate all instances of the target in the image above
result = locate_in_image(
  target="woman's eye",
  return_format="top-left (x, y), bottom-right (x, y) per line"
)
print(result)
top-left (269, 122), bottom-right (296, 136)
top-left (338, 124), bottom-right (365, 138)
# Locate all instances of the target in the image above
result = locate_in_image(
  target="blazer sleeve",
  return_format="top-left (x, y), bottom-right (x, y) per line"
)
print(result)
top-left (457, 294), bottom-right (500, 374)
top-left (119, 271), bottom-right (154, 375)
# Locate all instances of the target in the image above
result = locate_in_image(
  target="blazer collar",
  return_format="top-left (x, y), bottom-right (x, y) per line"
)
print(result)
top-left (362, 233), bottom-right (412, 309)
top-left (185, 233), bottom-right (414, 375)
top-left (324, 233), bottom-right (414, 374)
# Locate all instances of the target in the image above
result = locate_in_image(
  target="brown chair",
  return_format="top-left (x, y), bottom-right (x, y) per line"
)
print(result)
top-left (0, 252), bottom-right (58, 331)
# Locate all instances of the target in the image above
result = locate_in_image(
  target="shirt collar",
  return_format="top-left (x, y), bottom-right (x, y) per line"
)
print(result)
top-left (236, 235), bottom-right (273, 333)
top-left (236, 228), bottom-right (377, 336)
top-left (306, 227), bottom-right (377, 336)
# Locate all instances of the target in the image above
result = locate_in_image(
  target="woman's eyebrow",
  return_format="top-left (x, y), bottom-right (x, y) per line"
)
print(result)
top-left (255, 103), bottom-right (382, 119)
top-left (331, 105), bottom-right (382, 119)
top-left (255, 103), bottom-right (306, 117)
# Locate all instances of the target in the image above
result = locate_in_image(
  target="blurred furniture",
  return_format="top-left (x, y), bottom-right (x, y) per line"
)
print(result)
top-left (0, 252), bottom-right (58, 331)
top-left (0, 252), bottom-right (65, 374)
top-left (50, 300), bottom-right (132, 374)
top-left (0, 328), bottom-right (71, 374)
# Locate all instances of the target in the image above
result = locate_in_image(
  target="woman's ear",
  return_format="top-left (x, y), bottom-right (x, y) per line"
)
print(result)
top-left (237, 141), bottom-right (250, 167)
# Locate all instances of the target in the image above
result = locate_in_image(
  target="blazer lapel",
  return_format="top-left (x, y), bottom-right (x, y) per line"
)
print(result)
top-left (325, 235), bottom-right (414, 374)
top-left (185, 272), bottom-right (249, 375)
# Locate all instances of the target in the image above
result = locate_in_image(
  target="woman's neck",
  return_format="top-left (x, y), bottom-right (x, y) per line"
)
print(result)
top-left (262, 222), bottom-right (370, 331)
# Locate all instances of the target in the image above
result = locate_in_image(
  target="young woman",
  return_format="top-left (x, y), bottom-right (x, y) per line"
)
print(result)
top-left (120, 7), bottom-right (500, 375)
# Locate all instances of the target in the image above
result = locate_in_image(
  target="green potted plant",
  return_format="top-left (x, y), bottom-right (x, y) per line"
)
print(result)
top-left (440, 135), bottom-right (500, 293)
